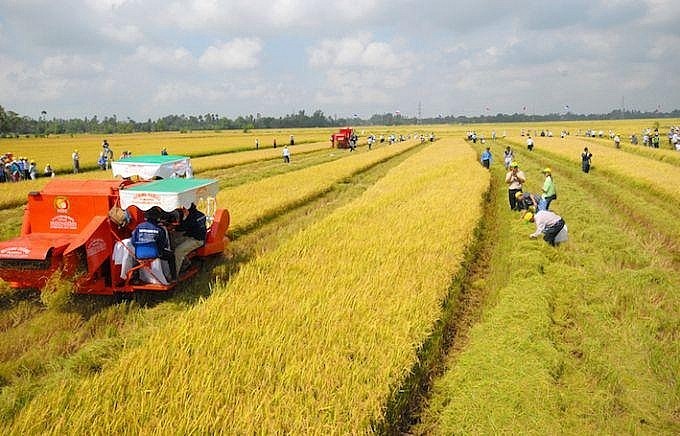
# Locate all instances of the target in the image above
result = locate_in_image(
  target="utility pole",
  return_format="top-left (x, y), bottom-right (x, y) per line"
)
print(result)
top-left (621, 96), bottom-right (625, 119)
top-left (417, 101), bottom-right (422, 125)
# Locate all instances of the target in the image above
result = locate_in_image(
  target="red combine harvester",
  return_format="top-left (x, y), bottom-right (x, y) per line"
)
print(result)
top-left (0, 155), bottom-right (229, 295)
top-left (331, 127), bottom-right (355, 149)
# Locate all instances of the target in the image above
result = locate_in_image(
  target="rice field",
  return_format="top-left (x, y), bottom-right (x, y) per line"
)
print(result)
top-left (0, 120), bottom-right (677, 434)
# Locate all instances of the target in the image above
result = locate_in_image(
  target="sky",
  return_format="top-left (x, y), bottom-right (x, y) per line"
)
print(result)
top-left (0, 0), bottom-right (679, 120)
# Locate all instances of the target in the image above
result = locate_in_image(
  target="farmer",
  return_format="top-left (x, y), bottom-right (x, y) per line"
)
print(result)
top-left (527, 135), bottom-right (535, 151)
top-left (102, 140), bottom-right (114, 169)
top-left (132, 209), bottom-right (171, 260)
top-left (541, 167), bottom-right (557, 210)
top-left (72, 149), bottom-right (80, 174)
top-left (581, 147), bottom-right (593, 173)
top-left (174, 203), bottom-right (207, 276)
top-left (282, 145), bottom-right (291, 163)
top-left (515, 191), bottom-right (546, 212)
top-left (529, 209), bottom-right (568, 246)
top-left (132, 209), bottom-right (174, 282)
top-left (480, 147), bottom-right (492, 169)
top-left (503, 146), bottom-right (513, 169)
top-left (505, 162), bottom-right (526, 210)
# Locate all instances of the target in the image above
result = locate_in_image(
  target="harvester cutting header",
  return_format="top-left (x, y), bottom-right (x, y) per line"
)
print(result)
top-left (0, 155), bottom-right (229, 295)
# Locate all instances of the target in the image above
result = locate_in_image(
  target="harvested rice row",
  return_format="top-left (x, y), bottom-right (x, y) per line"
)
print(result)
top-left (419, 148), bottom-right (679, 434)
top-left (6, 138), bottom-right (489, 433)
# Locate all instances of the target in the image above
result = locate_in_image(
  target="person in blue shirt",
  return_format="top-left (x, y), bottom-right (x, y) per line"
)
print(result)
top-left (131, 210), bottom-right (171, 259)
top-left (131, 209), bottom-right (174, 281)
top-left (480, 147), bottom-right (492, 169)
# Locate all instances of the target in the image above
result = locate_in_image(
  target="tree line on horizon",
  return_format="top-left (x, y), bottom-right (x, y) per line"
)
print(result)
top-left (1, 104), bottom-right (678, 136)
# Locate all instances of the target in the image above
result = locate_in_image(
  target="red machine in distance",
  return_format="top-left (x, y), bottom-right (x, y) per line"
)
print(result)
top-left (0, 156), bottom-right (229, 295)
top-left (331, 127), bottom-right (355, 149)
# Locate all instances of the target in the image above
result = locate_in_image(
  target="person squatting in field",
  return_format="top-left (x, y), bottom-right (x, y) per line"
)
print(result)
top-left (515, 192), bottom-right (547, 213)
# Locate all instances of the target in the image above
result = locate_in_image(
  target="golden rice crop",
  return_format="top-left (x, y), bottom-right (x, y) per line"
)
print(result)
top-left (580, 136), bottom-right (680, 166)
top-left (536, 136), bottom-right (680, 200)
top-left (219, 139), bottom-right (421, 232)
top-left (0, 129), bottom-right (336, 174)
top-left (0, 139), bottom-right (336, 210)
top-left (5, 138), bottom-right (489, 433)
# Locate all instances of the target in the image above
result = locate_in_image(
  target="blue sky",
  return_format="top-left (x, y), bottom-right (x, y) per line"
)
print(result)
top-left (0, 0), bottom-right (678, 119)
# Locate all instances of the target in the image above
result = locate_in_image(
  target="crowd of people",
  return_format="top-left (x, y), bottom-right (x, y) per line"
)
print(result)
top-left (473, 136), bottom-right (568, 246)
top-left (0, 153), bottom-right (54, 182)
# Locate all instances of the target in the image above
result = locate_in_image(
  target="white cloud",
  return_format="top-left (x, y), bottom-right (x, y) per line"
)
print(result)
top-left (100, 23), bottom-right (143, 44)
top-left (198, 38), bottom-right (263, 70)
top-left (130, 45), bottom-right (194, 69)
top-left (85, 0), bottom-right (131, 13)
top-left (41, 54), bottom-right (105, 77)
top-left (308, 35), bottom-right (411, 69)
top-left (0, 55), bottom-right (68, 102)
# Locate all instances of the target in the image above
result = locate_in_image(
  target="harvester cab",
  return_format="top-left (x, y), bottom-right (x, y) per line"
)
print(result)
top-left (0, 155), bottom-right (229, 295)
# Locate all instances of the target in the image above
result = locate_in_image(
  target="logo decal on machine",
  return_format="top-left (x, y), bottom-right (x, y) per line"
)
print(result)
top-left (49, 215), bottom-right (77, 230)
top-left (54, 196), bottom-right (70, 213)
top-left (86, 238), bottom-right (107, 257)
top-left (0, 247), bottom-right (31, 258)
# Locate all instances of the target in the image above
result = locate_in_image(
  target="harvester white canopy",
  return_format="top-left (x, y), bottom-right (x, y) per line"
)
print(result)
top-left (119, 178), bottom-right (218, 212)
top-left (111, 155), bottom-right (192, 180)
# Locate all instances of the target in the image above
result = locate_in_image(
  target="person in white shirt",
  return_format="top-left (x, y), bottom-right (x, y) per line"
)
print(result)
top-left (505, 162), bottom-right (526, 210)
top-left (530, 210), bottom-right (567, 246)
top-left (282, 146), bottom-right (291, 163)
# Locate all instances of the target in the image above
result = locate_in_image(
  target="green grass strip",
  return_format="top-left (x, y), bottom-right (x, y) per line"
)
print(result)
top-left (420, 143), bottom-right (679, 434)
